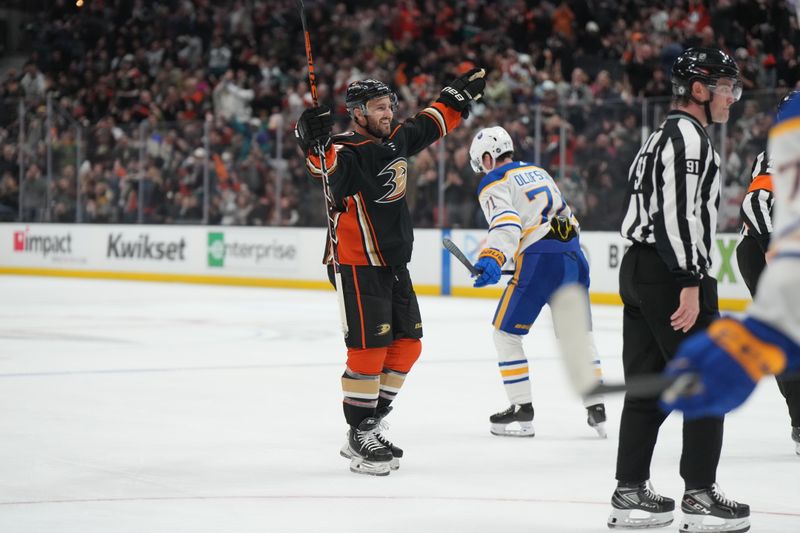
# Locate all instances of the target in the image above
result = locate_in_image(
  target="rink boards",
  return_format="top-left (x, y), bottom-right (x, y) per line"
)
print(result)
top-left (0, 224), bottom-right (750, 310)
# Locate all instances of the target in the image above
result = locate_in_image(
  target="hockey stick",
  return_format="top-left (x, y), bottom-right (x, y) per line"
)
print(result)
top-left (550, 283), bottom-right (700, 399)
top-left (442, 237), bottom-right (515, 276)
top-left (297, 0), bottom-right (348, 335)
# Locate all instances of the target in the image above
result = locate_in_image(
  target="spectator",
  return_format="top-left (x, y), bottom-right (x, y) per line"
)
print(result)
top-left (0, 171), bottom-right (19, 220)
top-left (213, 70), bottom-right (254, 122)
top-left (21, 163), bottom-right (47, 221)
top-left (20, 62), bottom-right (47, 100)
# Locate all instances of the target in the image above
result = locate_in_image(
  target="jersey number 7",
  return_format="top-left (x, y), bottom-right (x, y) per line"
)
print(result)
top-left (525, 185), bottom-right (554, 224)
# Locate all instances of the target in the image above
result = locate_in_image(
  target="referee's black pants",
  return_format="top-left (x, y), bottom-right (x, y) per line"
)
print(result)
top-left (737, 235), bottom-right (800, 427)
top-left (616, 243), bottom-right (723, 489)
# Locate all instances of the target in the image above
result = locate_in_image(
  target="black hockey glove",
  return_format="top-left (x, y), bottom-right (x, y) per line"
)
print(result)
top-left (438, 67), bottom-right (486, 118)
top-left (295, 105), bottom-right (334, 154)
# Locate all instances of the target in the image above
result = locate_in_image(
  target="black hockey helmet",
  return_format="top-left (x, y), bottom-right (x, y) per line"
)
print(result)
top-left (345, 79), bottom-right (398, 117)
top-left (671, 47), bottom-right (741, 100)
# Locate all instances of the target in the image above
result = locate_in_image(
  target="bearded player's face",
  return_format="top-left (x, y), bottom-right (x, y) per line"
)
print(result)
top-left (361, 96), bottom-right (394, 138)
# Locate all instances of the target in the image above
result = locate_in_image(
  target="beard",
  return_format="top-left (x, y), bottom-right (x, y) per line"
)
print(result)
top-left (364, 116), bottom-right (391, 139)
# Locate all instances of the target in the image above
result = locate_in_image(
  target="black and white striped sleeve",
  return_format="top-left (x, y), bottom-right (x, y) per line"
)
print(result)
top-left (740, 151), bottom-right (774, 252)
top-left (650, 119), bottom-right (713, 286)
top-left (749, 150), bottom-right (771, 180)
top-left (741, 189), bottom-right (774, 236)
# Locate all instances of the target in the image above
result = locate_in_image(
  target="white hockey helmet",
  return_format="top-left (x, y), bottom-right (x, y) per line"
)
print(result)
top-left (469, 126), bottom-right (514, 173)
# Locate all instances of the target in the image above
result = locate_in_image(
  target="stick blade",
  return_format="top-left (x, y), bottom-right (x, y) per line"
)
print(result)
top-left (442, 237), bottom-right (479, 276)
top-left (550, 283), bottom-right (599, 397)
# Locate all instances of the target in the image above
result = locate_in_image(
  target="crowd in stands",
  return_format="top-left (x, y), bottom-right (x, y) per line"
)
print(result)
top-left (0, 0), bottom-right (798, 231)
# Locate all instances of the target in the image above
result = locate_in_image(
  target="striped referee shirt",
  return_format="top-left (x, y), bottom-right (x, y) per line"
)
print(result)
top-left (620, 110), bottom-right (720, 286)
top-left (740, 150), bottom-right (774, 252)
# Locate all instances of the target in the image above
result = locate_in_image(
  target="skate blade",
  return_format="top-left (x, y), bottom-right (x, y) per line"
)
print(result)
top-left (679, 515), bottom-right (750, 533)
top-left (490, 422), bottom-right (535, 437)
top-left (795, 442), bottom-right (800, 456)
top-left (339, 444), bottom-right (353, 460)
top-left (608, 508), bottom-right (674, 529)
top-left (349, 457), bottom-right (390, 476)
top-left (341, 446), bottom-right (399, 470)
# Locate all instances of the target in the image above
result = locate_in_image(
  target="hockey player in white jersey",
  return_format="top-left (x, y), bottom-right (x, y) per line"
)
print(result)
top-left (468, 126), bottom-right (606, 438)
top-left (663, 91), bottom-right (800, 454)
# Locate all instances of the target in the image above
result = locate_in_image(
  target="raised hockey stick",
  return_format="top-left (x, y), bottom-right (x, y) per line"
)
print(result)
top-left (297, 0), bottom-right (347, 335)
top-left (550, 283), bottom-right (700, 399)
top-left (442, 237), bottom-right (515, 276)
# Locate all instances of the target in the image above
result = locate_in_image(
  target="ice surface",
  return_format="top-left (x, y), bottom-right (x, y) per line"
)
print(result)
top-left (0, 276), bottom-right (797, 532)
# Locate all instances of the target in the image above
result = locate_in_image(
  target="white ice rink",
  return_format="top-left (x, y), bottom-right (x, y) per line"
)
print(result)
top-left (0, 275), bottom-right (798, 533)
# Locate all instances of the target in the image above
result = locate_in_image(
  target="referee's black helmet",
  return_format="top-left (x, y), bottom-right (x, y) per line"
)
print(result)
top-left (671, 47), bottom-right (741, 99)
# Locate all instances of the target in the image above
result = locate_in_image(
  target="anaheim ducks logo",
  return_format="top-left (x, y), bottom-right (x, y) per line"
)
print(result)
top-left (376, 323), bottom-right (392, 336)
top-left (376, 158), bottom-right (408, 203)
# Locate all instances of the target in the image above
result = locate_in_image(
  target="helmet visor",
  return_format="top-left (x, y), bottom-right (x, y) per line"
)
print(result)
top-left (708, 78), bottom-right (743, 101)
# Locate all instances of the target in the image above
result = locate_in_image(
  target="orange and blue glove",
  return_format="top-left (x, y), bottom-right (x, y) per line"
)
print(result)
top-left (661, 317), bottom-right (798, 419)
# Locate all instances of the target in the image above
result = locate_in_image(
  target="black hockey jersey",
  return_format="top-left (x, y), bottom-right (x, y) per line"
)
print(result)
top-left (306, 101), bottom-right (461, 266)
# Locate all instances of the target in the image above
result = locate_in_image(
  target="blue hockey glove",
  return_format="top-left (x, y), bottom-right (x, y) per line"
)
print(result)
top-left (473, 248), bottom-right (505, 288)
top-left (660, 318), bottom-right (788, 419)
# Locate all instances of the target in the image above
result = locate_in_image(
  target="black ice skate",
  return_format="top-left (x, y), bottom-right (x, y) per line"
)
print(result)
top-left (680, 484), bottom-right (750, 533)
top-left (608, 481), bottom-right (675, 529)
top-left (792, 426), bottom-right (800, 456)
top-left (339, 417), bottom-right (393, 476)
top-left (374, 406), bottom-right (402, 470)
top-left (489, 403), bottom-right (534, 437)
top-left (586, 403), bottom-right (607, 438)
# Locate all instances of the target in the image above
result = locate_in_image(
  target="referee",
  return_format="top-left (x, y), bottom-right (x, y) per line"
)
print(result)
top-left (737, 117), bottom-right (800, 455)
top-left (607, 47), bottom-right (750, 533)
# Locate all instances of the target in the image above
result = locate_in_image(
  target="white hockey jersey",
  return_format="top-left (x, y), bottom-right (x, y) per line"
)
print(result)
top-left (477, 161), bottom-right (578, 264)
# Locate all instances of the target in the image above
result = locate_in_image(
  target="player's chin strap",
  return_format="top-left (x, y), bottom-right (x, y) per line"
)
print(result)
top-left (689, 88), bottom-right (714, 125)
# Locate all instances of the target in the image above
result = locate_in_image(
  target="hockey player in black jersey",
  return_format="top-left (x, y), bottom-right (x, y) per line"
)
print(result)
top-left (295, 68), bottom-right (486, 476)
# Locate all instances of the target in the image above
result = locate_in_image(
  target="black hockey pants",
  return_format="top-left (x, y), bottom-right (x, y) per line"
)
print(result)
top-left (616, 243), bottom-right (723, 490)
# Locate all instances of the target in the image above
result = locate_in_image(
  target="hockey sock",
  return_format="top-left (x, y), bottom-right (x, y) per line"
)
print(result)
top-left (378, 368), bottom-right (406, 408)
top-left (582, 332), bottom-right (606, 407)
top-left (376, 338), bottom-right (421, 409)
top-left (341, 366), bottom-right (380, 427)
top-left (494, 329), bottom-right (532, 405)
